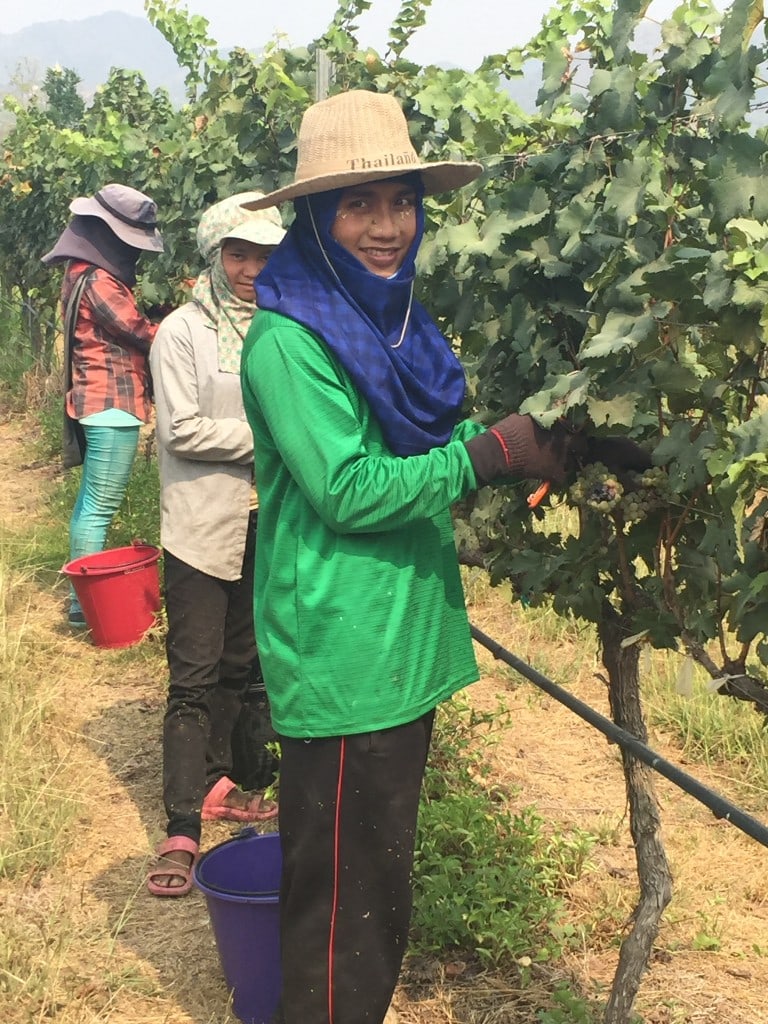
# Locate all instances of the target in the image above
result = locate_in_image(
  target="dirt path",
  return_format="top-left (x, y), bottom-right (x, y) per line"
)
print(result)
top-left (2, 411), bottom-right (767, 1024)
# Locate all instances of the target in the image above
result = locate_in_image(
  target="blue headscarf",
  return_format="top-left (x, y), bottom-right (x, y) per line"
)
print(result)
top-left (253, 174), bottom-right (466, 456)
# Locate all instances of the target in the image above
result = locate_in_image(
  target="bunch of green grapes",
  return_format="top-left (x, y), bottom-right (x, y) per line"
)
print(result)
top-left (618, 466), bottom-right (671, 523)
top-left (569, 462), bottom-right (624, 514)
top-left (619, 489), bottom-right (655, 523)
top-left (639, 466), bottom-right (671, 495)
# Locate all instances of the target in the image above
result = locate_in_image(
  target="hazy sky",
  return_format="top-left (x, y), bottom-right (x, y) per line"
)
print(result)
top-left (2, 0), bottom-right (686, 68)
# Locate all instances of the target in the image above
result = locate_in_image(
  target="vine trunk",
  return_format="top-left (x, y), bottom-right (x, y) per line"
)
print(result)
top-left (598, 613), bottom-right (673, 1024)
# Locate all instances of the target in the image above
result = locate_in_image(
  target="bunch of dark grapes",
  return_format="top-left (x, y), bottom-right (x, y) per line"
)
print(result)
top-left (569, 462), bottom-right (623, 513)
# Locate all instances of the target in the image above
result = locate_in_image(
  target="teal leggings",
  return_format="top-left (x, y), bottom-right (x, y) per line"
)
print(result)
top-left (69, 424), bottom-right (140, 611)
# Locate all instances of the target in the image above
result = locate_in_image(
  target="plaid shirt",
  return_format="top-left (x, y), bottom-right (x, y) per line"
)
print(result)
top-left (63, 260), bottom-right (158, 421)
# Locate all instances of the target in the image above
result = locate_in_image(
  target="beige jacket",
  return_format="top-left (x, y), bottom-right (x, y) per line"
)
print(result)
top-left (151, 302), bottom-right (254, 580)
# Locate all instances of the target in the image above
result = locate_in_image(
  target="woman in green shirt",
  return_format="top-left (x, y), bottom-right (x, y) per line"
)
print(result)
top-left (240, 91), bottom-right (649, 1024)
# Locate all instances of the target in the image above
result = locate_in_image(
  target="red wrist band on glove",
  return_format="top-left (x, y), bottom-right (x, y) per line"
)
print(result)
top-left (489, 428), bottom-right (511, 470)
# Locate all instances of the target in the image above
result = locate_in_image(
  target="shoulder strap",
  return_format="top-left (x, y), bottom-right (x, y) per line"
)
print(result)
top-left (63, 267), bottom-right (96, 390)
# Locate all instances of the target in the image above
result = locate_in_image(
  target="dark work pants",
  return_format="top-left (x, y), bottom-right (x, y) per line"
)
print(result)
top-left (274, 711), bottom-right (435, 1024)
top-left (162, 512), bottom-right (258, 843)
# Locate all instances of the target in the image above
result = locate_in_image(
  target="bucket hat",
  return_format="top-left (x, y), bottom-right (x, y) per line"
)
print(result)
top-left (242, 91), bottom-right (483, 210)
top-left (197, 191), bottom-right (285, 262)
top-left (69, 183), bottom-right (164, 251)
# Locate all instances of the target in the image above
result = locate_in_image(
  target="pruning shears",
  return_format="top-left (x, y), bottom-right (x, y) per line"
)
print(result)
top-left (527, 481), bottom-right (550, 509)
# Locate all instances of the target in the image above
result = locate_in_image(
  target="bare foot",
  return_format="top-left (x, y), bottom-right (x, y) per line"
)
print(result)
top-left (151, 849), bottom-right (194, 889)
top-left (201, 777), bottom-right (278, 822)
top-left (222, 786), bottom-right (258, 812)
top-left (146, 836), bottom-right (199, 897)
top-left (224, 786), bottom-right (278, 820)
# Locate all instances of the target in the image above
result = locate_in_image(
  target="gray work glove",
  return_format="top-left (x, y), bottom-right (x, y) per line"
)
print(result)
top-left (464, 414), bottom-right (586, 487)
top-left (464, 416), bottom-right (652, 489)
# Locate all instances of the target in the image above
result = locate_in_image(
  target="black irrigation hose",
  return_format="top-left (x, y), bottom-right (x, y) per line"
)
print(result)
top-left (470, 623), bottom-right (768, 849)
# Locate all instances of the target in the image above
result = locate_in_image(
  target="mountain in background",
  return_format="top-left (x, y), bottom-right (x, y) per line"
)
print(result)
top-left (0, 11), bottom-right (547, 113)
top-left (0, 12), bottom-right (189, 103)
top-left (4, 10), bottom-right (749, 128)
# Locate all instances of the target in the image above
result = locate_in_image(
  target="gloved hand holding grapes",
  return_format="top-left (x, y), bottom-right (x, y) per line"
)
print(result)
top-left (463, 414), bottom-right (652, 489)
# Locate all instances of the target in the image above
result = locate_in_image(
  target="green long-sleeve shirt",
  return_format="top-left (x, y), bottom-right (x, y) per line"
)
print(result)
top-left (241, 309), bottom-right (484, 739)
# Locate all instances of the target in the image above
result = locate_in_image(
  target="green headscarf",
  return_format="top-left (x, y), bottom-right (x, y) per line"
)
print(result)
top-left (192, 191), bottom-right (285, 374)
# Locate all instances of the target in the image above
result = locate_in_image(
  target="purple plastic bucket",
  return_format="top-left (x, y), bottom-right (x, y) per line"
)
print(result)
top-left (193, 829), bottom-right (281, 1024)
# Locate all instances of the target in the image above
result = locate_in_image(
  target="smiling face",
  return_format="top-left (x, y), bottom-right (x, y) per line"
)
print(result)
top-left (330, 180), bottom-right (418, 277)
top-left (221, 238), bottom-right (275, 301)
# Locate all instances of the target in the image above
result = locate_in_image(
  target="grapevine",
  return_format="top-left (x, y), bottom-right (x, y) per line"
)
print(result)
top-left (1, 3), bottom-right (768, 1021)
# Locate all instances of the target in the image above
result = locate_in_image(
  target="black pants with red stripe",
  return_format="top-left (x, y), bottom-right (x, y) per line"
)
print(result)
top-left (273, 711), bottom-right (435, 1024)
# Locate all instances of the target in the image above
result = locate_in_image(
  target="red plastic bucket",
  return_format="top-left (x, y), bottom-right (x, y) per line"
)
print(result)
top-left (61, 543), bottom-right (162, 648)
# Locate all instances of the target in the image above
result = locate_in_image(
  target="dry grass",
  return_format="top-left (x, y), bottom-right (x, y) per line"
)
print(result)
top-left (1, 412), bottom-right (768, 1024)
top-left (0, 544), bottom-right (81, 880)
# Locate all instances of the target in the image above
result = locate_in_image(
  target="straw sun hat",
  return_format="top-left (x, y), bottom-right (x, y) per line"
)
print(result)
top-left (242, 90), bottom-right (483, 211)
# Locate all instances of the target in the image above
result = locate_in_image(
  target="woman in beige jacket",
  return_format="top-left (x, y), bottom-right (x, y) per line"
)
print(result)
top-left (146, 192), bottom-right (285, 896)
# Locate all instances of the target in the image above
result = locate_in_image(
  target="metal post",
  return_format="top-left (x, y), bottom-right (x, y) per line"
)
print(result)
top-left (316, 50), bottom-right (333, 101)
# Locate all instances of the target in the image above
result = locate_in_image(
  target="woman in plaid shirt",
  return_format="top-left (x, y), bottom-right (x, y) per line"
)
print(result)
top-left (42, 184), bottom-right (163, 627)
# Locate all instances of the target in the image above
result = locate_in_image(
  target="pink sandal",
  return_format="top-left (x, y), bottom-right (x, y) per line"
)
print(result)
top-left (201, 775), bottom-right (278, 823)
top-left (146, 835), bottom-right (199, 897)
